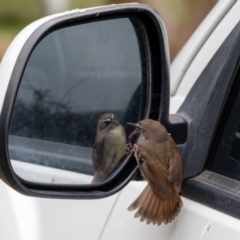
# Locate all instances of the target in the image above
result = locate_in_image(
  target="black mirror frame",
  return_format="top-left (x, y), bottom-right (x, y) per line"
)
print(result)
top-left (0, 3), bottom-right (170, 199)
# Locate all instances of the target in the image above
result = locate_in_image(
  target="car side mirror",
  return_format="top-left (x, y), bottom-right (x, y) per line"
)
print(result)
top-left (0, 3), bottom-right (170, 198)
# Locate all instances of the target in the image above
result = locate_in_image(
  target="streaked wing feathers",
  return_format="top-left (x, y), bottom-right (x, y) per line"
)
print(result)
top-left (137, 140), bottom-right (169, 199)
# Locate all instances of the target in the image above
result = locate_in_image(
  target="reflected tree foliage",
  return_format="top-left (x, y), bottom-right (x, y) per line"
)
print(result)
top-left (9, 88), bottom-right (129, 147)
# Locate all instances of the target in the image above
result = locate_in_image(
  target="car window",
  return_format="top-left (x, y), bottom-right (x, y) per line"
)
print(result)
top-left (230, 123), bottom-right (240, 162)
top-left (207, 66), bottom-right (240, 181)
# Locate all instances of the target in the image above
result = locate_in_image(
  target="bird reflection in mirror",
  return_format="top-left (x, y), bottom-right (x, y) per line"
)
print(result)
top-left (91, 113), bottom-right (127, 184)
top-left (127, 119), bottom-right (182, 225)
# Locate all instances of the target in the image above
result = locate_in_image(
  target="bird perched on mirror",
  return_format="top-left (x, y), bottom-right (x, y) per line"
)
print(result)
top-left (91, 113), bottom-right (127, 184)
top-left (127, 119), bottom-right (182, 225)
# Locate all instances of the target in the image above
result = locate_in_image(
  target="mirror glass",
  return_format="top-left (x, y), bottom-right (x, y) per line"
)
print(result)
top-left (8, 17), bottom-right (148, 184)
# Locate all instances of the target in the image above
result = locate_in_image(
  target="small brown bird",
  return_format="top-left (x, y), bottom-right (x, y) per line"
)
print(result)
top-left (91, 113), bottom-right (126, 184)
top-left (127, 119), bottom-right (182, 225)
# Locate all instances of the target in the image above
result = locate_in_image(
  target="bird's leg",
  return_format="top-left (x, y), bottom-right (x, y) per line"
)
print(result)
top-left (128, 129), bottom-right (138, 143)
top-left (116, 143), bottom-right (132, 165)
top-left (113, 142), bottom-right (134, 168)
top-left (132, 144), bottom-right (147, 179)
top-left (133, 144), bottom-right (143, 165)
top-left (124, 143), bottom-right (133, 155)
top-left (127, 129), bottom-right (140, 155)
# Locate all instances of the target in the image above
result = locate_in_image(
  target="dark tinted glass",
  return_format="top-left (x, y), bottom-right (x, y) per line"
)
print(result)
top-left (208, 71), bottom-right (240, 180)
top-left (8, 17), bottom-right (148, 183)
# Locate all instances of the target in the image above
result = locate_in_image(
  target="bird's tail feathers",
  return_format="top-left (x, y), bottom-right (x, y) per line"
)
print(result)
top-left (128, 183), bottom-right (182, 225)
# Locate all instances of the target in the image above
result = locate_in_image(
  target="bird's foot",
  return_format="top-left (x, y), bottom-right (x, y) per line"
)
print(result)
top-left (132, 144), bottom-right (141, 163)
top-left (128, 130), bottom-right (138, 143)
top-left (124, 143), bottom-right (133, 155)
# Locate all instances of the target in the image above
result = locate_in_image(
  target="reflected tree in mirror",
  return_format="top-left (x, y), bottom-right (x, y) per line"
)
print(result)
top-left (9, 17), bottom-right (148, 184)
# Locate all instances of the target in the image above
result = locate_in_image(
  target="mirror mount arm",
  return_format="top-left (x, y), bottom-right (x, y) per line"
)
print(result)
top-left (167, 114), bottom-right (188, 145)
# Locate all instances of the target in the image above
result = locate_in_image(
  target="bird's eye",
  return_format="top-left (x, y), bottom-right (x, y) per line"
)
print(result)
top-left (103, 120), bottom-right (110, 125)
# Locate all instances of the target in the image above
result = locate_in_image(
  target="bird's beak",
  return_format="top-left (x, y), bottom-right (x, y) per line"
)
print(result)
top-left (100, 115), bottom-right (118, 124)
top-left (127, 122), bottom-right (140, 128)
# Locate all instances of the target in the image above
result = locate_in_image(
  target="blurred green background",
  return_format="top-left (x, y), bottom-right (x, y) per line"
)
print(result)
top-left (0, 0), bottom-right (217, 61)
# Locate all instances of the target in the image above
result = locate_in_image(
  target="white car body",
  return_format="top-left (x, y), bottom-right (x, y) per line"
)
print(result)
top-left (0, 1), bottom-right (240, 239)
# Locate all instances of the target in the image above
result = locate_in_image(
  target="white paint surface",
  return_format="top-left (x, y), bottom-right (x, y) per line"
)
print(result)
top-left (1, 2), bottom-right (240, 239)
